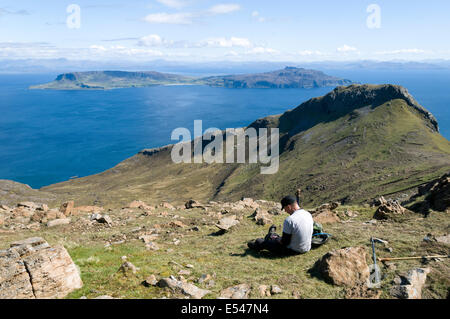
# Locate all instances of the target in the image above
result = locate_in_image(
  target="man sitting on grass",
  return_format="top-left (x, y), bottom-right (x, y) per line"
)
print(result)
top-left (247, 195), bottom-right (313, 255)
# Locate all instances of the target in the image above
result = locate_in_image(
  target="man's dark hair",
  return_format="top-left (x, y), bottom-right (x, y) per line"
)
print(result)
top-left (281, 195), bottom-right (297, 209)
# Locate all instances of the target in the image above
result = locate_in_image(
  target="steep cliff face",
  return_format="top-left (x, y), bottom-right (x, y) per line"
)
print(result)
top-left (41, 84), bottom-right (450, 207)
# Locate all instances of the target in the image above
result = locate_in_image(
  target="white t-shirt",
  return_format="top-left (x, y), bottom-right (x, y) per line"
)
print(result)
top-left (283, 209), bottom-right (313, 253)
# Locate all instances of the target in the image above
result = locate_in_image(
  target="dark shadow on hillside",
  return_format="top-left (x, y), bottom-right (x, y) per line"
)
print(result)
top-left (208, 229), bottom-right (227, 236)
top-left (229, 248), bottom-right (297, 260)
top-left (307, 258), bottom-right (327, 283)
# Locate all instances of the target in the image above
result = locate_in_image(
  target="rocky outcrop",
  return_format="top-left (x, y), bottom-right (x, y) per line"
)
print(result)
top-left (418, 173), bottom-right (450, 212)
top-left (60, 201), bottom-right (74, 216)
top-left (390, 268), bottom-right (430, 299)
top-left (311, 202), bottom-right (341, 224)
top-left (0, 237), bottom-right (82, 299)
top-left (313, 247), bottom-right (370, 287)
top-left (251, 208), bottom-right (273, 226)
top-left (373, 196), bottom-right (406, 220)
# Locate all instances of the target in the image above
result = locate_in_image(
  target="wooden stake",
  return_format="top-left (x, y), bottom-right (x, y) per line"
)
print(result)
top-left (379, 255), bottom-right (449, 262)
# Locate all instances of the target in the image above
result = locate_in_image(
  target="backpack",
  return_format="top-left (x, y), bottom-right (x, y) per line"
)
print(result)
top-left (311, 221), bottom-right (331, 247)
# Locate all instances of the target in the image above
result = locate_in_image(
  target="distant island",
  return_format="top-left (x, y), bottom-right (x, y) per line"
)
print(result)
top-left (29, 67), bottom-right (353, 90)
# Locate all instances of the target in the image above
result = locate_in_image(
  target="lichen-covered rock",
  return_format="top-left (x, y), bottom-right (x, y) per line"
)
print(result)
top-left (215, 215), bottom-right (239, 231)
top-left (219, 284), bottom-right (251, 299)
top-left (390, 268), bottom-right (430, 299)
top-left (373, 196), bottom-right (405, 220)
top-left (314, 247), bottom-right (370, 287)
top-left (47, 218), bottom-right (71, 227)
top-left (251, 208), bottom-right (273, 226)
top-left (0, 237), bottom-right (82, 299)
top-left (158, 276), bottom-right (210, 299)
top-left (60, 201), bottom-right (75, 217)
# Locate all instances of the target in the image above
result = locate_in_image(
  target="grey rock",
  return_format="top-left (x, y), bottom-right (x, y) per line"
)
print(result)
top-left (157, 277), bottom-right (210, 299)
top-left (390, 268), bottom-right (430, 299)
top-left (271, 285), bottom-right (282, 294)
top-left (47, 218), bottom-right (71, 227)
top-left (0, 237), bottom-right (82, 299)
top-left (219, 284), bottom-right (251, 299)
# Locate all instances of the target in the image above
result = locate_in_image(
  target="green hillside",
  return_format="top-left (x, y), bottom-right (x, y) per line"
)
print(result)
top-left (41, 84), bottom-right (450, 208)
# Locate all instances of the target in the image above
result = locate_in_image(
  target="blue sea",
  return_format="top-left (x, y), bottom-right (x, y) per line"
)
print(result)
top-left (0, 69), bottom-right (449, 189)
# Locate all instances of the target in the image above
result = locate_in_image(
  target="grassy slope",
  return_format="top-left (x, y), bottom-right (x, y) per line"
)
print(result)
top-left (1, 203), bottom-right (448, 299)
top-left (42, 97), bottom-right (450, 208)
top-left (219, 99), bottom-right (450, 205)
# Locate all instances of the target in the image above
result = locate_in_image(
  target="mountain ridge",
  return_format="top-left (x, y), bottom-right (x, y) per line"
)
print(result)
top-left (39, 84), bottom-right (450, 207)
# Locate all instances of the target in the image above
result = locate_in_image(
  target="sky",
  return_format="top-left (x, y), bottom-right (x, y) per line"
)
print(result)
top-left (1, 0), bottom-right (450, 62)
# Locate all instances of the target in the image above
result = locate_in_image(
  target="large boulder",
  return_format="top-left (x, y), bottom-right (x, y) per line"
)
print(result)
top-left (0, 237), bottom-right (83, 299)
top-left (390, 268), bottom-right (430, 299)
top-left (314, 247), bottom-right (370, 287)
top-left (419, 173), bottom-right (450, 212)
top-left (373, 196), bottom-right (406, 220)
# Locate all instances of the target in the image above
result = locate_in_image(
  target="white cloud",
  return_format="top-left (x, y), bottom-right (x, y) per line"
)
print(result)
top-left (337, 44), bottom-right (358, 53)
top-left (137, 34), bottom-right (176, 47)
top-left (144, 3), bottom-right (241, 24)
top-left (202, 37), bottom-right (252, 48)
top-left (156, 0), bottom-right (188, 9)
top-left (251, 10), bottom-right (266, 22)
top-left (90, 45), bottom-right (107, 51)
top-left (297, 50), bottom-right (324, 56)
top-left (375, 48), bottom-right (427, 55)
top-left (246, 47), bottom-right (279, 55)
top-left (207, 4), bottom-right (240, 15)
top-left (144, 12), bottom-right (193, 24)
top-left (0, 8), bottom-right (30, 16)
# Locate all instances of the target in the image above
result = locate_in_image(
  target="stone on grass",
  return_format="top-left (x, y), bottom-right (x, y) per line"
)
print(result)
top-left (157, 277), bottom-right (210, 299)
top-left (0, 237), bottom-right (82, 299)
top-left (60, 201), bottom-right (75, 216)
top-left (219, 284), bottom-right (251, 299)
top-left (271, 285), bottom-right (282, 294)
top-left (258, 285), bottom-right (271, 297)
top-left (47, 218), bottom-right (71, 228)
top-left (314, 247), bottom-right (370, 287)
top-left (118, 258), bottom-right (139, 275)
top-left (373, 196), bottom-right (406, 220)
top-left (390, 268), bottom-right (430, 299)
top-left (143, 275), bottom-right (158, 287)
top-left (215, 215), bottom-right (239, 231)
